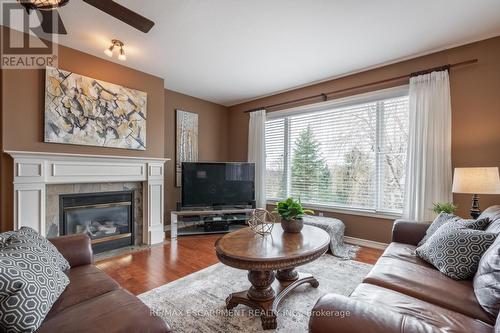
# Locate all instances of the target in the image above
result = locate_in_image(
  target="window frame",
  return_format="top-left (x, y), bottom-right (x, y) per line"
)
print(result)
top-left (265, 85), bottom-right (409, 218)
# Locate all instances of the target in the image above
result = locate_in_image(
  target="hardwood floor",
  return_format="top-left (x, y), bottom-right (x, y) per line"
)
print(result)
top-left (96, 234), bottom-right (383, 295)
top-left (353, 246), bottom-right (384, 265)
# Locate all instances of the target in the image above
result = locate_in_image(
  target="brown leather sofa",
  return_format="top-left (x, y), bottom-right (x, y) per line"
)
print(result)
top-left (309, 206), bottom-right (500, 333)
top-left (35, 233), bottom-right (171, 333)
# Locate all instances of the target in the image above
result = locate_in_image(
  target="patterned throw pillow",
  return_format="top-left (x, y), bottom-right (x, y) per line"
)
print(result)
top-left (9, 227), bottom-right (70, 271)
top-left (416, 227), bottom-right (496, 280)
top-left (0, 231), bottom-right (17, 247)
top-left (418, 213), bottom-right (490, 246)
top-left (0, 239), bottom-right (69, 333)
top-left (473, 236), bottom-right (500, 319)
top-left (434, 217), bottom-right (490, 237)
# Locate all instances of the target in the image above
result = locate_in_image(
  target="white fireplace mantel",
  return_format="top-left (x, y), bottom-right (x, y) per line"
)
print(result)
top-left (6, 150), bottom-right (169, 245)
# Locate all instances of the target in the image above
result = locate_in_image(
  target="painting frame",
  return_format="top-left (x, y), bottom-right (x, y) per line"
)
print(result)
top-left (44, 66), bottom-right (147, 150)
top-left (175, 109), bottom-right (199, 187)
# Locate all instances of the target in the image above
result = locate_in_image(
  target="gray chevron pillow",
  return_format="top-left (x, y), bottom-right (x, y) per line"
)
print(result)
top-left (0, 238), bottom-right (69, 333)
top-left (0, 231), bottom-right (16, 247)
top-left (473, 236), bottom-right (500, 319)
top-left (10, 227), bottom-right (70, 271)
top-left (416, 227), bottom-right (496, 280)
top-left (418, 213), bottom-right (490, 246)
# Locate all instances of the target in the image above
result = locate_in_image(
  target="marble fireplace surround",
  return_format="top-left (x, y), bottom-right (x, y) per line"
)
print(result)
top-left (6, 151), bottom-right (169, 245)
top-left (46, 182), bottom-right (143, 245)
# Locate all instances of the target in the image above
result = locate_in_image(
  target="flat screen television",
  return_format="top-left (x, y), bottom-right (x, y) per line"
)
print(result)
top-left (181, 162), bottom-right (255, 209)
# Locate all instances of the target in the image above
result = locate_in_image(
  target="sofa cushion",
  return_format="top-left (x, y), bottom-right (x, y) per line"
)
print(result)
top-left (45, 265), bottom-right (120, 320)
top-left (350, 283), bottom-right (494, 333)
top-left (0, 238), bottom-right (69, 333)
top-left (10, 227), bottom-right (70, 271)
top-left (309, 291), bottom-right (493, 333)
top-left (381, 242), bottom-right (433, 268)
top-left (363, 257), bottom-right (493, 324)
top-left (37, 289), bottom-right (169, 333)
top-left (474, 236), bottom-right (500, 319)
top-left (310, 293), bottom-right (441, 333)
top-left (416, 228), bottom-right (496, 280)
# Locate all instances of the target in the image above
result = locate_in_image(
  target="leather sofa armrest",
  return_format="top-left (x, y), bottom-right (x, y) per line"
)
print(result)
top-left (391, 219), bottom-right (430, 246)
top-left (49, 234), bottom-right (93, 268)
top-left (309, 294), bottom-right (429, 333)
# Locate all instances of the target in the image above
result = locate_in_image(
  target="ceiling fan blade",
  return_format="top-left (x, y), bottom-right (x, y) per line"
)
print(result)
top-left (40, 10), bottom-right (67, 35)
top-left (83, 0), bottom-right (155, 33)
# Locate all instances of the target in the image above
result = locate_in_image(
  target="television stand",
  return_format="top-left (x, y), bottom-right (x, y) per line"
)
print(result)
top-left (170, 208), bottom-right (254, 238)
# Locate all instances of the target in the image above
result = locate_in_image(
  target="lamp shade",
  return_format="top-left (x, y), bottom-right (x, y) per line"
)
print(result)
top-left (452, 167), bottom-right (500, 194)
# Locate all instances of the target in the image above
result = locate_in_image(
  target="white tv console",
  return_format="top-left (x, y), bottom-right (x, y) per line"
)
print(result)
top-left (170, 208), bottom-right (254, 239)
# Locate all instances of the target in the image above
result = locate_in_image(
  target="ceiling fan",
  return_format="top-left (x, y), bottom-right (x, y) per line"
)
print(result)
top-left (17, 0), bottom-right (155, 34)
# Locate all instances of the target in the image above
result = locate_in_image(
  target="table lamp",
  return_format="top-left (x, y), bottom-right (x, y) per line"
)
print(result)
top-left (452, 167), bottom-right (500, 219)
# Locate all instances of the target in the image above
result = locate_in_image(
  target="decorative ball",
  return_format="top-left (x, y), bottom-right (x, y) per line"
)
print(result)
top-left (248, 208), bottom-right (276, 235)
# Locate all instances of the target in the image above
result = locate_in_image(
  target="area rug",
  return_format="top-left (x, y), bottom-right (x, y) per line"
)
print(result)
top-left (139, 254), bottom-right (372, 332)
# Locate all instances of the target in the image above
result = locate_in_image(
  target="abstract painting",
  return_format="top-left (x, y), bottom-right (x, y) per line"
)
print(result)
top-left (176, 110), bottom-right (198, 187)
top-left (44, 66), bottom-right (147, 150)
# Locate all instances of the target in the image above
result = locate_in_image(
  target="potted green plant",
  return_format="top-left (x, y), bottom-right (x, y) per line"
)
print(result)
top-left (274, 197), bottom-right (314, 233)
top-left (432, 202), bottom-right (458, 214)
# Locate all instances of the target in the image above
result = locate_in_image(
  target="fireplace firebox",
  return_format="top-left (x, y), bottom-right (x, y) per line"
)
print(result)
top-left (59, 191), bottom-right (134, 253)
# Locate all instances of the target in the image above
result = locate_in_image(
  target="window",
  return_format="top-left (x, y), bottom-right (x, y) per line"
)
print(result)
top-left (265, 87), bottom-right (409, 215)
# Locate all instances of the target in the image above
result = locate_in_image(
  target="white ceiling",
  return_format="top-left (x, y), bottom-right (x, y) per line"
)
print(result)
top-left (3, 0), bottom-right (500, 106)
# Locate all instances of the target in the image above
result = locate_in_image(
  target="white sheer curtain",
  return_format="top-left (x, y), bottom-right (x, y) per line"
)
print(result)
top-left (403, 70), bottom-right (453, 222)
top-left (248, 110), bottom-right (267, 208)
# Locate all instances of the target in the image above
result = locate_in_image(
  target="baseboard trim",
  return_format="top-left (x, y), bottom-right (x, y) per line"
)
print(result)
top-left (165, 224), bottom-right (389, 250)
top-left (344, 236), bottom-right (388, 250)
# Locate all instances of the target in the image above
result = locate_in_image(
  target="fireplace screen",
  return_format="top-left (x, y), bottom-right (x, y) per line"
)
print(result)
top-left (60, 191), bottom-right (134, 252)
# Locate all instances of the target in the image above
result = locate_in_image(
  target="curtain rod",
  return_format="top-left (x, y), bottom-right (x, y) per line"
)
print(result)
top-left (244, 58), bottom-right (478, 113)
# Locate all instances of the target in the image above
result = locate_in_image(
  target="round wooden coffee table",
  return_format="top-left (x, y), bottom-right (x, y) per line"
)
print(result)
top-left (215, 224), bottom-right (330, 329)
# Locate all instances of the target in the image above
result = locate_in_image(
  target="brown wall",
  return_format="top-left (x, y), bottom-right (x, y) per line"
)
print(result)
top-left (164, 89), bottom-right (229, 223)
top-left (0, 68), bottom-right (3, 232)
top-left (0, 27), bottom-right (165, 231)
top-left (229, 36), bottom-right (500, 243)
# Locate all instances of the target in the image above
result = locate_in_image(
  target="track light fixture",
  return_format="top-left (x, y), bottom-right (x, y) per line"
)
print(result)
top-left (118, 47), bottom-right (126, 61)
top-left (104, 39), bottom-right (126, 61)
top-left (17, 0), bottom-right (69, 11)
